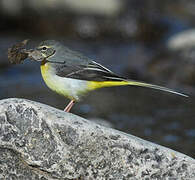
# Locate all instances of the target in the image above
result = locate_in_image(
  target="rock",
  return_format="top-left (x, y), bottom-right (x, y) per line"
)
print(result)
top-left (167, 29), bottom-right (195, 50)
top-left (0, 98), bottom-right (194, 179)
top-left (89, 118), bottom-right (114, 128)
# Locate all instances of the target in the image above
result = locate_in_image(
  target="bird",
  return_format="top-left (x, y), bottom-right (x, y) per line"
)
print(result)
top-left (33, 40), bottom-right (188, 112)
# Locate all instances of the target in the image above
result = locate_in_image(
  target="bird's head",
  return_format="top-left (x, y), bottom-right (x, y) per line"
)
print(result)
top-left (36, 40), bottom-right (58, 60)
top-left (29, 40), bottom-right (62, 62)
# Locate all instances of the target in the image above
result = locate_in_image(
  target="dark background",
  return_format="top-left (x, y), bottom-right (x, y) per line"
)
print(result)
top-left (0, 0), bottom-right (195, 157)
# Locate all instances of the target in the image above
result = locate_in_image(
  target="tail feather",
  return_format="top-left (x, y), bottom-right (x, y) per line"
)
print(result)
top-left (126, 80), bottom-right (188, 97)
top-left (88, 80), bottom-right (188, 97)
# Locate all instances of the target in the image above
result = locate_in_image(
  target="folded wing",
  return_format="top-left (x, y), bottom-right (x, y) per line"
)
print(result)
top-left (55, 60), bottom-right (125, 81)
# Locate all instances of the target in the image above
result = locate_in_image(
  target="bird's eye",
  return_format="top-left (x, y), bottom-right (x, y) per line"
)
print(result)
top-left (42, 46), bottom-right (47, 51)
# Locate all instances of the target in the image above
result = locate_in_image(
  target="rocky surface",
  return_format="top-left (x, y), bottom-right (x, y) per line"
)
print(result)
top-left (0, 98), bottom-right (194, 179)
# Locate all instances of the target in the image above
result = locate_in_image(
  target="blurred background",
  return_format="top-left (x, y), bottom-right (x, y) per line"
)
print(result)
top-left (0, 0), bottom-right (195, 157)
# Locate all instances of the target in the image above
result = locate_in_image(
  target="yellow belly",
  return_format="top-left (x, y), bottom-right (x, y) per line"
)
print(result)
top-left (40, 62), bottom-right (89, 101)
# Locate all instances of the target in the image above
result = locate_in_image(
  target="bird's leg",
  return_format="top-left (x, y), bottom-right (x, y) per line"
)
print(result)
top-left (64, 100), bottom-right (75, 112)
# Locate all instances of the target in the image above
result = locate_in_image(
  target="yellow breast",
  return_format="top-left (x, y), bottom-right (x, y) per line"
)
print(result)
top-left (40, 62), bottom-right (49, 79)
top-left (40, 62), bottom-right (53, 90)
top-left (40, 62), bottom-right (89, 101)
top-left (41, 62), bottom-right (58, 94)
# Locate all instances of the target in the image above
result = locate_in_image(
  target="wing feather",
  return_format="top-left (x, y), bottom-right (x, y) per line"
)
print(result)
top-left (54, 60), bottom-right (124, 81)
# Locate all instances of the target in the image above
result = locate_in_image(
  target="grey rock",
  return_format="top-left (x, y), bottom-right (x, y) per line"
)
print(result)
top-left (0, 98), bottom-right (194, 179)
top-left (89, 118), bottom-right (114, 128)
top-left (167, 29), bottom-right (195, 50)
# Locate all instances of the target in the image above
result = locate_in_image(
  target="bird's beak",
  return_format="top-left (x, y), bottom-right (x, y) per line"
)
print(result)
top-left (27, 50), bottom-right (45, 62)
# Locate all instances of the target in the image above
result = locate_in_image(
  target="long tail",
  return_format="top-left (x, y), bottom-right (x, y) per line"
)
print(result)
top-left (126, 80), bottom-right (188, 97)
top-left (88, 80), bottom-right (188, 97)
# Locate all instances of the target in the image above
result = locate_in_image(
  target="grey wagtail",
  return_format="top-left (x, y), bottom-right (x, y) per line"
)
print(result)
top-left (32, 40), bottom-right (188, 112)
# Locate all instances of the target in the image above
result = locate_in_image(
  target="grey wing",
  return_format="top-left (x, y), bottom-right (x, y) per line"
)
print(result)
top-left (55, 60), bottom-right (125, 81)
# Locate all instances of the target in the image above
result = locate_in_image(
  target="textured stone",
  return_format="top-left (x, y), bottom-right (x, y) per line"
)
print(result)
top-left (0, 98), bottom-right (194, 179)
